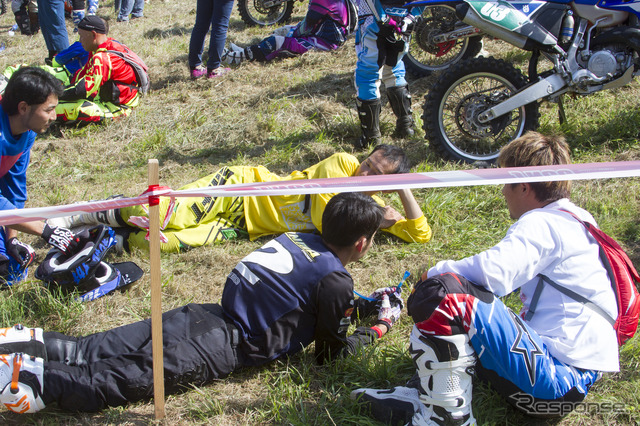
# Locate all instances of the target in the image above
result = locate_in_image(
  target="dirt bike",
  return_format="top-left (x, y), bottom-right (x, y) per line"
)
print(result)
top-left (236, 0), bottom-right (486, 74)
top-left (237, 0), bottom-right (303, 26)
top-left (405, 0), bottom-right (640, 163)
top-left (404, 5), bottom-right (486, 77)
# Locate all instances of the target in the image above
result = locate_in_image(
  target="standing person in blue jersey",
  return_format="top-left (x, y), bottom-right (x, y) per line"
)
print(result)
top-left (0, 67), bottom-right (84, 286)
top-left (0, 192), bottom-right (404, 413)
top-left (352, 132), bottom-right (620, 425)
top-left (188, 0), bottom-right (234, 79)
top-left (354, 0), bottom-right (423, 149)
top-left (37, 0), bottom-right (70, 64)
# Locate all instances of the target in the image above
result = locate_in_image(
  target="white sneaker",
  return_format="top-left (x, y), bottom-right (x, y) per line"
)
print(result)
top-left (351, 386), bottom-right (425, 425)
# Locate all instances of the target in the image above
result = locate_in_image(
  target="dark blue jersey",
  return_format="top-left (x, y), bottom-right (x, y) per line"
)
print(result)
top-left (222, 232), bottom-right (377, 366)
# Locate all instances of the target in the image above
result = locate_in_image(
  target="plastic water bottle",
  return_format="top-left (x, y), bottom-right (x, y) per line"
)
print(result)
top-left (560, 11), bottom-right (574, 45)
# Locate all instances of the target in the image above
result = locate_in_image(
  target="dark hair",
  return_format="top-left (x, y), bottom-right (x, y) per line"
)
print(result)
top-left (321, 192), bottom-right (384, 247)
top-left (371, 144), bottom-right (410, 174)
top-left (498, 131), bottom-right (571, 202)
top-left (1, 67), bottom-right (63, 115)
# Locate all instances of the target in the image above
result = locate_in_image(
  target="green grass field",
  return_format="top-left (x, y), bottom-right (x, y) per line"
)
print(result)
top-left (0, 0), bottom-right (639, 424)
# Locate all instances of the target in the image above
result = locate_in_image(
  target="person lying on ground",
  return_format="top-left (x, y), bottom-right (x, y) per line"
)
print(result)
top-left (222, 0), bottom-right (355, 65)
top-left (49, 144), bottom-right (432, 253)
top-left (0, 192), bottom-right (403, 413)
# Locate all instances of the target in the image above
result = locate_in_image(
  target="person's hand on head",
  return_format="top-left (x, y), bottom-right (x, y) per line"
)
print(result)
top-left (380, 206), bottom-right (404, 228)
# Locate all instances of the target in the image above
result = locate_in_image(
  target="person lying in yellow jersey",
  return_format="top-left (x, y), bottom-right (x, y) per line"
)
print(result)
top-left (49, 144), bottom-right (432, 253)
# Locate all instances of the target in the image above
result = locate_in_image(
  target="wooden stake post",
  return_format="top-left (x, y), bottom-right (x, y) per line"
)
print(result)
top-left (148, 159), bottom-right (165, 419)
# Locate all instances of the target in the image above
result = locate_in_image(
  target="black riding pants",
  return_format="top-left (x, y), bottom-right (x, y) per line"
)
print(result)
top-left (42, 303), bottom-right (239, 412)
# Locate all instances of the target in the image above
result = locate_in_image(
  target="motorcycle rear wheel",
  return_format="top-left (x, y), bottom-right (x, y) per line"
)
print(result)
top-left (404, 5), bottom-right (483, 78)
top-left (423, 57), bottom-right (540, 164)
top-left (237, 0), bottom-right (294, 27)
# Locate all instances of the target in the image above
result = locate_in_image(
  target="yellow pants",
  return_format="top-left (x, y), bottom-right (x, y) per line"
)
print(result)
top-left (121, 167), bottom-right (248, 253)
top-left (55, 97), bottom-right (138, 126)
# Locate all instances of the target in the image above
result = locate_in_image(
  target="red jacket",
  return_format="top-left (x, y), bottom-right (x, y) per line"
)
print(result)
top-left (65, 38), bottom-right (139, 106)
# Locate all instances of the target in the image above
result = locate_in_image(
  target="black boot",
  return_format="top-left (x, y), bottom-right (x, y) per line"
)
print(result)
top-left (356, 98), bottom-right (382, 149)
top-left (29, 11), bottom-right (39, 34)
top-left (45, 50), bottom-right (57, 66)
top-left (387, 85), bottom-right (415, 138)
top-left (14, 2), bottom-right (33, 35)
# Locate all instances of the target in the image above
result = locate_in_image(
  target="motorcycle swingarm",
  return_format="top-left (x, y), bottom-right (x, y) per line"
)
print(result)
top-left (478, 73), bottom-right (567, 123)
top-left (431, 25), bottom-right (482, 44)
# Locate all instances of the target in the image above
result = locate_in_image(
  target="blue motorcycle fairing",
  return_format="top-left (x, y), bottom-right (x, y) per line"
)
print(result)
top-left (592, 0), bottom-right (640, 15)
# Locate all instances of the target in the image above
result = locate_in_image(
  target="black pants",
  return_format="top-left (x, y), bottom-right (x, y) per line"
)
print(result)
top-left (42, 303), bottom-right (239, 412)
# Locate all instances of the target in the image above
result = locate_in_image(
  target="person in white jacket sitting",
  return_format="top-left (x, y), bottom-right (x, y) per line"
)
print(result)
top-left (352, 131), bottom-right (619, 425)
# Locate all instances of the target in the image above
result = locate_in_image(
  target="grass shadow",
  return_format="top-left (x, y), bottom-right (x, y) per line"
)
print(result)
top-left (144, 26), bottom-right (192, 39)
top-left (561, 105), bottom-right (640, 153)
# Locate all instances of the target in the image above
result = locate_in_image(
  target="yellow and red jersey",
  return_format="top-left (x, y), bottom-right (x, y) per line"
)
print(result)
top-left (70, 38), bottom-right (139, 106)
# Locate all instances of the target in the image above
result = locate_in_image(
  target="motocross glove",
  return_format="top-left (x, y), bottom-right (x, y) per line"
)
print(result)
top-left (41, 223), bottom-right (79, 254)
top-left (6, 237), bottom-right (35, 268)
top-left (369, 286), bottom-right (399, 300)
top-left (376, 292), bottom-right (404, 330)
top-left (381, 15), bottom-right (415, 35)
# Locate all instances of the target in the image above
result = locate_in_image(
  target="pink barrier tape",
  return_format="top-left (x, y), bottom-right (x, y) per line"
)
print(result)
top-left (174, 161), bottom-right (640, 197)
top-left (0, 188), bottom-right (172, 226)
top-left (1, 161), bottom-right (639, 227)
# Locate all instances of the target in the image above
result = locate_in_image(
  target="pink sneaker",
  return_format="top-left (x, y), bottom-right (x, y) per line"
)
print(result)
top-left (207, 67), bottom-right (231, 78)
top-left (190, 66), bottom-right (207, 80)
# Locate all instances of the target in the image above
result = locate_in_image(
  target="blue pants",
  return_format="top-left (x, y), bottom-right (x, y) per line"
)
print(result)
top-left (188, 0), bottom-right (235, 70)
top-left (37, 0), bottom-right (70, 53)
top-left (114, 0), bottom-right (144, 20)
top-left (354, 15), bottom-right (407, 101)
top-left (0, 227), bottom-right (29, 285)
top-left (407, 273), bottom-right (600, 416)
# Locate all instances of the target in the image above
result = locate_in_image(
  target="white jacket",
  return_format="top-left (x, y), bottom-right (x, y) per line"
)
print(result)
top-left (428, 198), bottom-right (619, 372)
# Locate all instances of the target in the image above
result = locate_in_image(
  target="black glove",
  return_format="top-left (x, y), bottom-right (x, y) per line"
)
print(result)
top-left (41, 223), bottom-right (79, 254)
top-left (6, 237), bottom-right (35, 268)
top-left (0, 254), bottom-right (10, 279)
top-left (378, 16), bottom-right (413, 67)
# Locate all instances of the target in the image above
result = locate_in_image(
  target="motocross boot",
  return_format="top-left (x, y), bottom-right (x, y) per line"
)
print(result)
top-left (356, 98), bottom-right (382, 149)
top-left (46, 195), bottom-right (127, 229)
top-left (72, 9), bottom-right (85, 32)
top-left (87, 0), bottom-right (98, 15)
top-left (0, 325), bottom-right (45, 359)
top-left (387, 85), bottom-right (415, 138)
top-left (12, 1), bottom-right (33, 35)
top-left (352, 326), bottom-right (477, 425)
top-left (28, 10), bottom-right (38, 34)
top-left (0, 353), bottom-right (46, 413)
